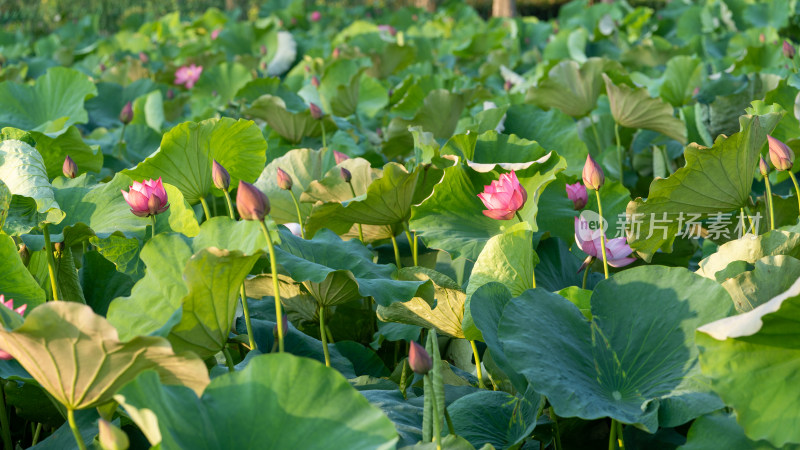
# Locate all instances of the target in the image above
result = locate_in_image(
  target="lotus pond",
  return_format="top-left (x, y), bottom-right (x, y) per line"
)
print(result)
top-left (1, 0), bottom-right (800, 449)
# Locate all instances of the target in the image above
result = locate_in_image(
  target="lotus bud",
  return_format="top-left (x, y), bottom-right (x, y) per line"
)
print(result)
top-left (310, 11), bottom-right (321, 22)
top-left (767, 135), bottom-right (794, 171)
top-left (340, 167), bottom-right (352, 183)
top-left (332, 47), bottom-right (341, 59)
top-left (62, 155), bottom-right (77, 179)
top-left (236, 181), bottom-right (270, 221)
top-left (504, 79), bottom-right (513, 91)
top-left (582, 154), bottom-right (605, 191)
top-left (784, 40), bottom-right (796, 59)
top-left (18, 244), bottom-right (30, 266)
top-left (759, 156), bottom-right (770, 177)
top-left (97, 419), bottom-right (130, 450)
top-left (139, 52), bottom-right (149, 63)
top-left (311, 76), bottom-right (320, 88)
top-left (99, 62), bottom-right (106, 72)
top-left (212, 160), bottom-right (230, 191)
top-left (304, 65), bottom-right (311, 73)
top-left (309, 102), bottom-right (323, 120)
top-left (119, 101), bottom-right (133, 125)
top-left (409, 341), bottom-right (432, 375)
top-left (376, 127), bottom-right (383, 138)
top-left (273, 314), bottom-right (289, 339)
top-left (260, 44), bottom-right (267, 56)
top-left (276, 168), bottom-right (293, 190)
top-left (333, 150), bottom-right (349, 165)
top-left (565, 182), bottom-right (588, 210)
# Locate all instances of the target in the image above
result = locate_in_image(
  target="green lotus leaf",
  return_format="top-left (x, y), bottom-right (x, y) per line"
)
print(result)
top-left (448, 389), bottom-right (541, 450)
top-left (318, 59), bottom-right (367, 117)
top-left (244, 94), bottom-right (337, 144)
top-left (0, 178), bottom-right (9, 229)
top-left (697, 278), bottom-right (800, 447)
top-left (720, 255), bottom-right (800, 313)
top-left (124, 118), bottom-right (267, 205)
top-left (497, 266), bottom-right (732, 431)
top-left (659, 56), bottom-right (705, 107)
top-left (696, 230), bottom-right (800, 281)
top-left (384, 89), bottom-right (465, 155)
top-left (626, 112), bottom-right (782, 261)
top-left (273, 229), bottom-right (429, 307)
top-left (0, 302), bottom-right (209, 410)
top-left (85, 79), bottom-right (158, 129)
top-left (603, 74), bottom-right (687, 143)
top-left (193, 62), bottom-right (253, 107)
top-left (114, 354), bottom-right (398, 450)
top-left (0, 231), bottom-right (46, 309)
top-left (29, 126), bottom-right (103, 179)
top-left (680, 411), bottom-right (793, 450)
top-left (79, 250), bottom-right (135, 317)
top-left (0, 67), bottom-right (97, 132)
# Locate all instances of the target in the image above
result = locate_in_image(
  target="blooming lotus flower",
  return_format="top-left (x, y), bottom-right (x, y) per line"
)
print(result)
top-left (582, 155), bottom-right (605, 191)
top-left (333, 150), bottom-right (349, 165)
top-left (63, 156), bottom-right (77, 179)
top-left (212, 160), bottom-right (230, 191)
top-left (767, 135), bottom-right (794, 171)
top-left (121, 178), bottom-right (170, 217)
top-left (310, 11), bottom-right (321, 22)
top-left (175, 64), bottom-right (203, 89)
top-left (574, 216), bottom-right (635, 268)
top-left (478, 171), bottom-right (527, 220)
top-left (0, 295), bottom-right (26, 360)
top-left (236, 181), bottom-right (269, 221)
top-left (409, 341), bottom-right (432, 375)
top-left (210, 28), bottom-right (221, 40)
top-left (566, 183), bottom-right (587, 210)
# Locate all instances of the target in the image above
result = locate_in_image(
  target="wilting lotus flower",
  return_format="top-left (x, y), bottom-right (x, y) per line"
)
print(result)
top-left (784, 40), bottom-right (796, 59)
top-left (310, 11), bottom-right (321, 22)
top-left (119, 101), bottom-right (133, 125)
top-left (212, 160), bottom-right (230, 191)
top-left (334, 150), bottom-right (349, 165)
top-left (409, 341), bottom-right (432, 375)
top-left (236, 181), bottom-right (269, 221)
top-left (121, 178), bottom-right (170, 217)
top-left (767, 135), bottom-right (794, 171)
top-left (582, 155), bottom-right (605, 191)
top-left (210, 28), bottom-right (221, 40)
top-left (566, 183), bottom-right (588, 210)
top-left (574, 216), bottom-right (635, 267)
top-left (0, 295), bottom-right (26, 360)
top-left (175, 64), bottom-right (203, 89)
top-left (62, 156), bottom-right (77, 179)
top-left (478, 171), bottom-right (527, 220)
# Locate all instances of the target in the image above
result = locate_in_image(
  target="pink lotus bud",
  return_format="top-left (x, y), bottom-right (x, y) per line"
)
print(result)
top-left (504, 80), bottom-right (513, 91)
top-left (62, 155), bottom-right (77, 179)
top-left (767, 135), bottom-right (794, 171)
top-left (260, 45), bottom-right (267, 56)
top-left (311, 76), bottom-right (320, 88)
top-left (784, 40), bottom-right (796, 59)
top-left (574, 217), bottom-right (635, 267)
top-left (304, 65), bottom-right (311, 73)
top-left (759, 156), bottom-right (770, 177)
top-left (334, 150), bottom-right (349, 165)
top-left (236, 181), bottom-right (269, 221)
top-left (759, 34), bottom-right (765, 43)
top-left (276, 168), bottom-right (293, 190)
top-left (310, 11), bottom-right (321, 22)
top-left (478, 171), bottom-right (527, 220)
top-left (212, 160), bottom-right (230, 191)
top-left (332, 47), bottom-right (341, 59)
top-left (121, 178), bottom-right (170, 217)
top-left (309, 102), bottom-right (323, 120)
top-left (211, 28), bottom-right (221, 40)
top-left (139, 52), bottom-right (149, 63)
top-left (119, 101), bottom-right (133, 125)
top-left (0, 295), bottom-right (26, 360)
top-left (565, 183), bottom-right (588, 210)
top-left (340, 167), bottom-right (352, 183)
top-left (409, 341), bottom-right (432, 375)
top-left (582, 155), bottom-right (605, 191)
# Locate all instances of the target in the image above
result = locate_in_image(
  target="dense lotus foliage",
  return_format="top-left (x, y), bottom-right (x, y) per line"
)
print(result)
top-left (2, 0), bottom-right (800, 448)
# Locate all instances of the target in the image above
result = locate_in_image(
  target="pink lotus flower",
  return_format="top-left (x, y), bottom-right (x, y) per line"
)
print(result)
top-left (175, 64), bottom-right (203, 89)
top-left (0, 296), bottom-right (26, 360)
top-left (121, 178), bottom-right (170, 217)
top-left (566, 183), bottom-right (588, 210)
top-left (574, 216), bottom-right (635, 267)
top-left (211, 28), bottom-right (221, 40)
top-left (478, 171), bottom-right (527, 220)
top-left (310, 11), bottom-right (321, 22)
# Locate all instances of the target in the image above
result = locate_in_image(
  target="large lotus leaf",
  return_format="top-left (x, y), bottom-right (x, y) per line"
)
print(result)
top-left (29, 126), bottom-right (103, 179)
top-left (721, 256), bottom-right (800, 313)
top-left (448, 389), bottom-right (541, 450)
top-left (0, 302), bottom-right (209, 410)
top-left (442, 130), bottom-right (548, 168)
top-left (0, 139), bottom-right (65, 233)
top-left (498, 266), bottom-right (733, 431)
top-left (124, 118), bottom-right (267, 205)
top-left (696, 230), bottom-right (800, 281)
top-left (0, 232), bottom-right (46, 309)
top-left (304, 162), bottom-right (419, 237)
top-left (0, 67), bottom-right (97, 132)
top-left (376, 267), bottom-right (465, 338)
top-left (603, 74), bottom-right (687, 143)
top-left (80, 250), bottom-right (135, 317)
top-left (534, 237), bottom-right (603, 292)
top-left (626, 112), bottom-right (782, 261)
top-left (318, 59), bottom-right (366, 117)
top-left (410, 154), bottom-right (566, 261)
top-left (501, 105), bottom-right (589, 178)
top-left (252, 148), bottom-right (336, 224)
top-left (660, 56), bottom-right (705, 107)
top-left (526, 57), bottom-right (622, 118)
top-left (697, 278), bottom-right (800, 447)
top-left (115, 354), bottom-right (398, 450)
top-left (85, 79), bottom-right (158, 129)
top-left (680, 411), bottom-right (794, 450)
top-left (273, 229), bottom-right (428, 307)
top-left (193, 62), bottom-right (253, 107)
top-left (244, 95), bottom-right (336, 144)
top-left (386, 89), bottom-right (465, 140)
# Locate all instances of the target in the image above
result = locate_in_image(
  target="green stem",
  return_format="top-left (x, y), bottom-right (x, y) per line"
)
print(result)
top-left (321, 120), bottom-right (327, 149)
top-left (609, 419), bottom-right (618, 450)
top-left (615, 122), bottom-right (623, 180)
top-left (765, 177), bottom-right (775, 230)
top-left (595, 189), bottom-right (610, 279)
top-left (589, 118), bottom-right (603, 153)
top-left (32, 422), bottom-right (42, 446)
top-left (117, 123), bottom-right (127, 160)
top-left (551, 406), bottom-right (562, 450)
top-left (150, 215), bottom-right (157, 241)
top-left (444, 406), bottom-right (456, 436)
top-left (222, 346), bottom-right (235, 372)
top-left (413, 232), bottom-right (418, 265)
top-left (240, 284), bottom-right (256, 350)
top-left (259, 220), bottom-right (284, 352)
top-left (43, 223), bottom-right (59, 301)
top-left (744, 205), bottom-right (758, 236)
top-left (399, 354), bottom-right (409, 399)
top-left (426, 374), bottom-right (443, 450)
top-left (223, 190), bottom-right (235, 220)
top-left (288, 190), bottom-right (306, 238)
top-left (582, 264), bottom-right (590, 289)
top-left (470, 340), bottom-right (485, 389)
top-left (617, 420), bottom-right (625, 449)
top-left (326, 325), bottom-right (335, 344)
top-left (788, 171), bottom-right (800, 216)
top-left (347, 182), bottom-right (365, 242)
top-left (199, 197), bottom-right (212, 223)
top-left (403, 222), bottom-right (418, 266)
top-left (0, 388), bottom-right (11, 450)
top-left (390, 234), bottom-right (402, 269)
top-left (67, 408), bottom-right (87, 450)
top-left (319, 305), bottom-right (331, 367)
top-left (515, 211), bottom-right (524, 223)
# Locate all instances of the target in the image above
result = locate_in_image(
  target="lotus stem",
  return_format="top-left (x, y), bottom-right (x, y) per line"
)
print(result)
top-left (222, 346), bottom-right (235, 372)
top-left (615, 123), bottom-right (623, 179)
top-left (289, 190), bottom-right (306, 238)
top-left (589, 118), bottom-right (603, 153)
top-left (390, 234), bottom-right (402, 269)
top-left (240, 284), bottom-right (256, 350)
top-left (150, 215), bottom-right (157, 241)
top-left (0, 388), bottom-right (11, 450)
top-left (259, 220), bottom-right (284, 352)
top-left (403, 222), bottom-right (418, 266)
top-left (199, 197), bottom-right (212, 222)
top-left (321, 121), bottom-right (327, 149)
top-left (617, 420), bottom-right (625, 449)
top-left (551, 407), bottom-right (562, 450)
top-left (609, 418), bottom-right (617, 450)
top-left (43, 223), bottom-right (59, 301)
top-left (32, 422), bottom-right (42, 446)
top-left (223, 190), bottom-right (235, 220)
top-left (347, 181), bottom-right (365, 242)
top-left (425, 373), bottom-right (443, 450)
top-left (319, 305), bottom-right (331, 367)
top-left (789, 171), bottom-right (800, 215)
top-left (765, 177), bottom-right (775, 230)
top-left (67, 408), bottom-right (87, 450)
top-left (595, 190), bottom-right (610, 279)
top-left (470, 340), bottom-right (485, 389)
top-left (444, 406), bottom-right (456, 435)
top-left (582, 264), bottom-right (590, 289)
